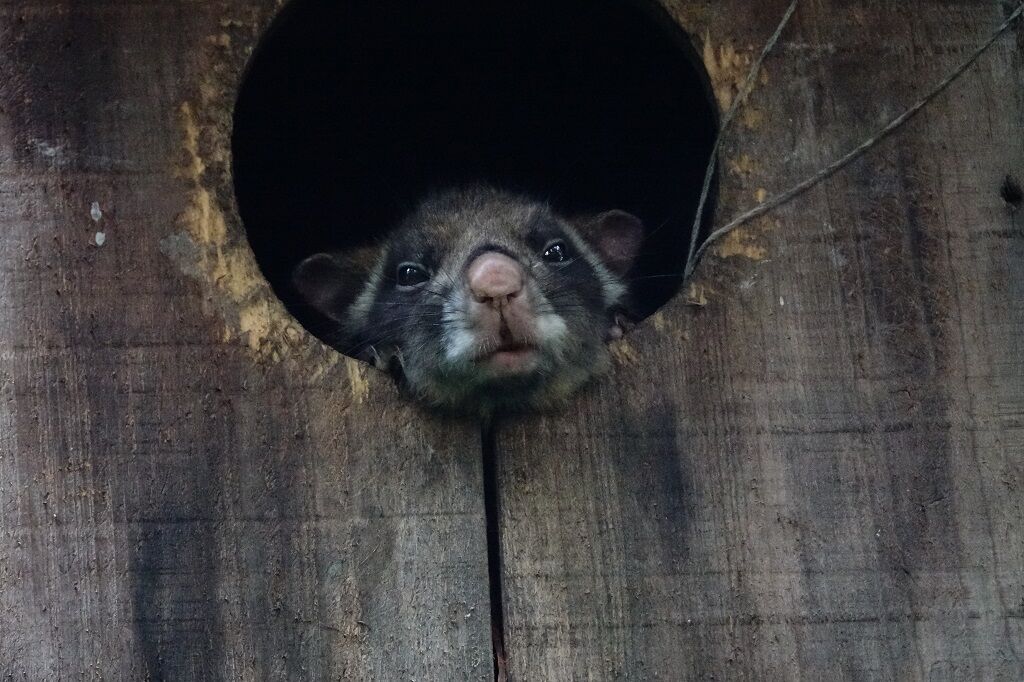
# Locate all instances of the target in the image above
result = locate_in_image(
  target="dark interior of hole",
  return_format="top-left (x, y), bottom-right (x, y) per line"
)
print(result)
top-left (233, 0), bottom-right (717, 343)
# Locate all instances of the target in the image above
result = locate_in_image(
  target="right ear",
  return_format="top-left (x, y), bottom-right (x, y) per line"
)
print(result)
top-left (292, 247), bottom-right (380, 322)
top-left (571, 210), bottom-right (645, 276)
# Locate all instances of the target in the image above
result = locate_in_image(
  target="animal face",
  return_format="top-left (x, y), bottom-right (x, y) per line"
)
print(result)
top-left (294, 187), bottom-right (643, 414)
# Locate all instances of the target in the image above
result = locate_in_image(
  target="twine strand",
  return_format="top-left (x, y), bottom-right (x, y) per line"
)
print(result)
top-left (687, 2), bottom-right (1024, 278)
top-left (685, 0), bottom-right (800, 279)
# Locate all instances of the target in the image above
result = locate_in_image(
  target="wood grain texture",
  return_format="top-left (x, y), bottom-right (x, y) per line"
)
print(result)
top-left (0, 2), bottom-right (491, 679)
top-left (1, 0), bottom-right (1022, 680)
top-left (496, 1), bottom-right (1024, 679)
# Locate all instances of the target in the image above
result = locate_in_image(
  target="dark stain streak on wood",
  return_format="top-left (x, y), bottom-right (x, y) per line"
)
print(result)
top-left (1003, 175), bottom-right (1023, 208)
top-left (610, 401), bottom-right (694, 569)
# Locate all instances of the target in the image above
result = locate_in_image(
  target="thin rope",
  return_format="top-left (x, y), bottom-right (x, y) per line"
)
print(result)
top-left (684, 0), bottom-right (800, 280)
top-left (688, 2), bottom-right (1024, 276)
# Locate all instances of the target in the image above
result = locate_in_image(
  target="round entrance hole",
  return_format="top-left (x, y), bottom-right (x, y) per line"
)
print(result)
top-left (233, 0), bottom-right (718, 350)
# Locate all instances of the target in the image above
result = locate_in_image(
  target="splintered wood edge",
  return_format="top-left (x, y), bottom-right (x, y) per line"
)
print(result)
top-left (159, 6), bottom-right (365, 391)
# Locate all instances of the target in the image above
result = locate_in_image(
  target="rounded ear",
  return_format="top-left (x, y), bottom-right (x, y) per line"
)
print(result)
top-left (573, 210), bottom-right (645, 276)
top-left (293, 246), bottom-right (380, 322)
top-left (293, 253), bottom-right (350, 321)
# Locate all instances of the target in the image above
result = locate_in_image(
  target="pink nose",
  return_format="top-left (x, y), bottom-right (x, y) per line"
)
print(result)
top-left (467, 252), bottom-right (524, 306)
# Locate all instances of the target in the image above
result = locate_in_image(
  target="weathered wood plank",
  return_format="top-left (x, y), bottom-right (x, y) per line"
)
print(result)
top-left (2, 0), bottom-right (1021, 678)
top-left (0, 2), bottom-right (492, 679)
top-left (496, 1), bottom-right (1024, 679)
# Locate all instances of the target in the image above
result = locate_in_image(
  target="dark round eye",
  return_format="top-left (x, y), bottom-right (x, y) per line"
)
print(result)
top-left (542, 241), bottom-right (570, 263)
top-left (396, 263), bottom-right (430, 287)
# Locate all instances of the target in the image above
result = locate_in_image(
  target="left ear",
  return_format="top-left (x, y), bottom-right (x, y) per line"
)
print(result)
top-left (572, 210), bottom-right (645, 276)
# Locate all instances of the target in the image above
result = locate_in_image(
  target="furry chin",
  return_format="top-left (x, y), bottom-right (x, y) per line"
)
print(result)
top-left (409, 355), bottom-right (600, 416)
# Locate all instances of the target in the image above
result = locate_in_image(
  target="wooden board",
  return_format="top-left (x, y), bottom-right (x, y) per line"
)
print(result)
top-left (1, 0), bottom-right (1022, 680)
top-left (495, 1), bottom-right (1024, 679)
top-left (0, 2), bottom-right (491, 679)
